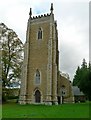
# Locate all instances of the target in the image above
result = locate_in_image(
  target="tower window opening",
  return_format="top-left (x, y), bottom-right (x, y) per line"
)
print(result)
top-left (38, 28), bottom-right (42, 39)
top-left (35, 69), bottom-right (40, 84)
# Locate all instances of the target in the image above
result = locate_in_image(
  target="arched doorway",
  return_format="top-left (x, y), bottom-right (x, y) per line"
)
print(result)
top-left (35, 90), bottom-right (41, 103)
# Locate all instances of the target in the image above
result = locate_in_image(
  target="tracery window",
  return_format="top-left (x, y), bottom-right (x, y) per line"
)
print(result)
top-left (35, 69), bottom-right (40, 84)
top-left (38, 28), bottom-right (42, 39)
top-left (61, 85), bottom-right (66, 96)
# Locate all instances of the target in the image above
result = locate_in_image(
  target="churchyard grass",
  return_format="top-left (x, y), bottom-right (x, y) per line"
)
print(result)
top-left (2, 102), bottom-right (89, 118)
top-left (0, 104), bottom-right (2, 119)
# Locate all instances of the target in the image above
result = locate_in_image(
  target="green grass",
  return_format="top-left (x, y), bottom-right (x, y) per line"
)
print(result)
top-left (0, 104), bottom-right (2, 119)
top-left (2, 102), bottom-right (89, 118)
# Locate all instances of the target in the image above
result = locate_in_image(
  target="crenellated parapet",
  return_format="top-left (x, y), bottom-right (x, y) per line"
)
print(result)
top-left (31, 13), bottom-right (51, 20)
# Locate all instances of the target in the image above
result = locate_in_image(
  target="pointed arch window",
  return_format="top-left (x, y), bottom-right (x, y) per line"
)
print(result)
top-left (35, 69), bottom-right (40, 84)
top-left (38, 28), bottom-right (42, 39)
top-left (61, 85), bottom-right (66, 96)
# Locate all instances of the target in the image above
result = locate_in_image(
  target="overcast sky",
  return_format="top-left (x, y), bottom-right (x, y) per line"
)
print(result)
top-left (0, 0), bottom-right (89, 81)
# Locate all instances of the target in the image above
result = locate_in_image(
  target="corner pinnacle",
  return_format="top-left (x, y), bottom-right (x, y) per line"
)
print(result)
top-left (29, 8), bottom-right (32, 18)
top-left (50, 3), bottom-right (53, 14)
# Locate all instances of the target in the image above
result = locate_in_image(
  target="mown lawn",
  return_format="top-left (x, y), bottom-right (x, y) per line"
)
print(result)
top-left (2, 102), bottom-right (89, 118)
top-left (0, 104), bottom-right (2, 119)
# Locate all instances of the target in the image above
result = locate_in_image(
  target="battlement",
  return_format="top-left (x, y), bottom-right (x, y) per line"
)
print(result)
top-left (31, 13), bottom-right (51, 20)
top-left (29, 13), bottom-right (54, 24)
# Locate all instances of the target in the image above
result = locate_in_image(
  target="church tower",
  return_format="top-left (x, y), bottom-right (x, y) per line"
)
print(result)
top-left (19, 3), bottom-right (59, 105)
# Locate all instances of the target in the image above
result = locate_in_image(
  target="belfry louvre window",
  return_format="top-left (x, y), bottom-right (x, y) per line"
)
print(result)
top-left (35, 69), bottom-right (40, 84)
top-left (38, 28), bottom-right (42, 39)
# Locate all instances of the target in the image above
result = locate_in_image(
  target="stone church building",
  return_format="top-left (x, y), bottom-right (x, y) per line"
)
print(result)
top-left (19, 4), bottom-right (73, 105)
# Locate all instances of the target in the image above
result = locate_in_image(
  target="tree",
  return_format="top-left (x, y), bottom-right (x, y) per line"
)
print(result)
top-left (73, 59), bottom-right (91, 100)
top-left (73, 66), bottom-right (81, 86)
top-left (84, 62), bottom-right (91, 100)
top-left (0, 23), bottom-right (24, 87)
